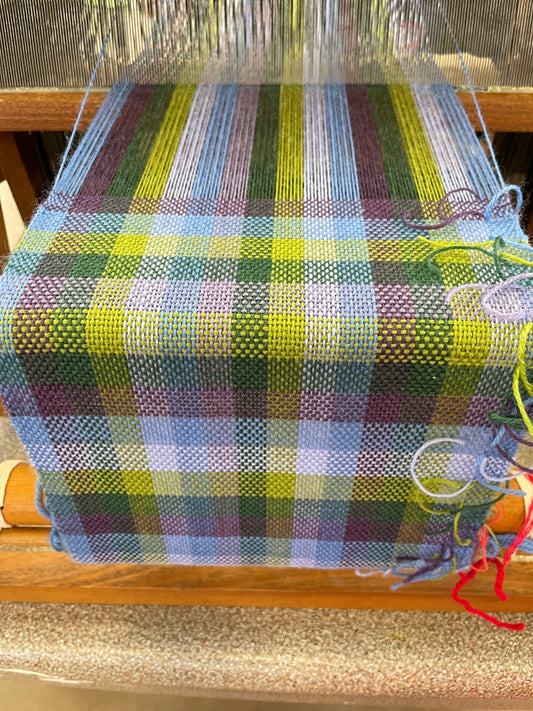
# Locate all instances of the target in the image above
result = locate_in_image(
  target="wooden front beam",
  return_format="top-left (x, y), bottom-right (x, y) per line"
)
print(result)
top-left (0, 549), bottom-right (532, 612)
top-left (0, 90), bottom-right (532, 133)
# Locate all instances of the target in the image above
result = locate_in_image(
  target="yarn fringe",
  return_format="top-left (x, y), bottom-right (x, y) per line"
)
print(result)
top-left (402, 185), bottom-right (533, 631)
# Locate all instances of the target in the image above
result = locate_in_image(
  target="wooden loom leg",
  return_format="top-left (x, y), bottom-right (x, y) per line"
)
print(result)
top-left (0, 132), bottom-right (40, 226)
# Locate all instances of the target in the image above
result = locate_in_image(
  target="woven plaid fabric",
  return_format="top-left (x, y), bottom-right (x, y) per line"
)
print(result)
top-left (0, 82), bottom-right (530, 571)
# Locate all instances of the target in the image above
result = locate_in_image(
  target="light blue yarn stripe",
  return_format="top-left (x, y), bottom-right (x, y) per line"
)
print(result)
top-left (432, 85), bottom-right (500, 199)
top-left (191, 84), bottom-right (239, 201)
top-left (431, 85), bottom-right (490, 197)
top-left (325, 84), bottom-right (360, 201)
top-left (54, 83), bottom-right (134, 195)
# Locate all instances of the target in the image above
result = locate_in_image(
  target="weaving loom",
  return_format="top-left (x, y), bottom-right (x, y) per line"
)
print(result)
top-left (1, 0), bottom-right (532, 622)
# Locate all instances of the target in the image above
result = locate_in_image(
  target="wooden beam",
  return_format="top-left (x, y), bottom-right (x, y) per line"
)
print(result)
top-left (458, 91), bottom-right (533, 134)
top-left (0, 526), bottom-right (51, 548)
top-left (0, 90), bottom-right (532, 133)
top-left (0, 90), bottom-right (107, 132)
top-left (0, 549), bottom-right (530, 611)
top-left (3, 463), bottom-right (50, 527)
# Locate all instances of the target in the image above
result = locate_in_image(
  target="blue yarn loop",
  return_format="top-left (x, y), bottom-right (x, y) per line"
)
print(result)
top-left (486, 184), bottom-right (523, 221)
top-left (35, 479), bottom-right (64, 553)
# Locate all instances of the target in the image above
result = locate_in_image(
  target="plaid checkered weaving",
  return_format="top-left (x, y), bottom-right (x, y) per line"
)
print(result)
top-left (0, 82), bottom-right (530, 570)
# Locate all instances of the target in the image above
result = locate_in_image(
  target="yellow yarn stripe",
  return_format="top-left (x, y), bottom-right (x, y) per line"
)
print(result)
top-left (135, 85), bottom-right (196, 198)
top-left (276, 85), bottom-right (303, 201)
top-left (389, 85), bottom-right (445, 202)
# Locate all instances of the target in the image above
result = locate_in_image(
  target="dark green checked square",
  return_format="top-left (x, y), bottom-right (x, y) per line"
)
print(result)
top-left (232, 354), bottom-right (268, 391)
top-left (237, 258), bottom-right (272, 283)
top-left (53, 352), bottom-right (97, 386)
top-left (406, 363), bottom-right (446, 395)
top-left (404, 260), bottom-right (443, 286)
top-left (239, 495), bottom-right (266, 518)
top-left (70, 254), bottom-right (109, 278)
top-left (375, 500), bottom-right (406, 522)
top-left (72, 493), bottom-right (101, 515)
top-left (102, 255), bottom-right (141, 278)
top-left (99, 493), bottom-right (132, 515)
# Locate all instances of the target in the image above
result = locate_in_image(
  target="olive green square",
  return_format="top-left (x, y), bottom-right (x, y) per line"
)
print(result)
top-left (237, 258), bottom-right (271, 283)
top-left (239, 494), bottom-right (266, 518)
top-left (70, 254), bottom-right (109, 278)
top-left (406, 364), bottom-right (447, 395)
top-left (376, 499), bottom-right (405, 522)
top-left (53, 352), bottom-right (96, 386)
top-left (232, 357), bottom-right (268, 389)
top-left (99, 493), bottom-right (131, 515)
top-left (404, 260), bottom-right (443, 286)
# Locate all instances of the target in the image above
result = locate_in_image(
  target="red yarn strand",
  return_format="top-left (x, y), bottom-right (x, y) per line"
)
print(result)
top-left (451, 559), bottom-right (525, 631)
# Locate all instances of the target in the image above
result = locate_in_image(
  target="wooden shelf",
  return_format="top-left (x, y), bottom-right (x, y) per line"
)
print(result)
top-left (0, 90), bottom-right (532, 133)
